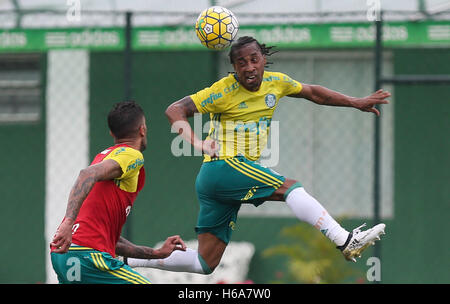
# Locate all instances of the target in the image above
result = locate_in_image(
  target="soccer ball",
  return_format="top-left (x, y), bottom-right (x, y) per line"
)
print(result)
top-left (195, 6), bottom-right (239, 50)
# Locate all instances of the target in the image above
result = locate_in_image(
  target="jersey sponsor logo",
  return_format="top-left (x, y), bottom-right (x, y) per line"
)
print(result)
top-left (263, 75), bottom-right (280, 82)
top-left (283, 75), bottom-right (299, 87)
top-left (114, 147), bottom-right (126, 155)
top-left (126, 158), bottom-right (144, 172)
top-left (200, 92), bottom-right (223, 107)
top-left (223, 81), bottom-right (240, 94)
top-left (264, 94), bottom-right (276, 108)
top-left (233, 117), bottom-right (271, 135)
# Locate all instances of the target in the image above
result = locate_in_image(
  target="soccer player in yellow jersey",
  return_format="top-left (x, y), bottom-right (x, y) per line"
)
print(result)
top-left (127, 37), bottom-right (389, 275)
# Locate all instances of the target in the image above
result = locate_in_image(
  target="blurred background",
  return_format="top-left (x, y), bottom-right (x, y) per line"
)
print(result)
top-left (0, 0), bottom-right (448, 284)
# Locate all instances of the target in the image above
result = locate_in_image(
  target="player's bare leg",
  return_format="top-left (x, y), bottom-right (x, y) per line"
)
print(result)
top-left (268, 178), bottom-right (386, 262)
top-left (198, 232), bottom-right (227, 271)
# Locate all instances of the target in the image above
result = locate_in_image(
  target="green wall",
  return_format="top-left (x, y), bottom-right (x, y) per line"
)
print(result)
top-left (0, 55), bottom-right (46, 283)
top-left (381, 48), bottom-right (450, 283)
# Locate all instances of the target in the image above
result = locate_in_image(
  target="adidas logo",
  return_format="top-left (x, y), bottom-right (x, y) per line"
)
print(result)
top-left (241, 186), bottom-right (258, 201)
top-left (238, 101), bottom-right (248, 109)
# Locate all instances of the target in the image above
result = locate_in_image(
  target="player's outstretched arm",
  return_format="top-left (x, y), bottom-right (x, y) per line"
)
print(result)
top-left (50, 159), bottom-right (123, 253)
top-left (116, 236), bottom-right (186, 259)
top-left (289, 84), bottom-right (390, 116)
top-left (165, 96), bottom-right (218, 157)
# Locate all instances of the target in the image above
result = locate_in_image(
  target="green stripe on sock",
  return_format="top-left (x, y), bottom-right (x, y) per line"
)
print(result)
top-left (197, 254), bottom-right (212, 274)
top-left (283, 181), bottom-right (302, 201)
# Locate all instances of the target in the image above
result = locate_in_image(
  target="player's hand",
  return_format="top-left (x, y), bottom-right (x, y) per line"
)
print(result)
top-left (154, 235), bottom-right (187, 259)
top-left (355, 89), bottom-right (391, 116)
top-left (201, 139), bottom-right (219, 157)
top-left (50, 218), bottom-right (74, 253)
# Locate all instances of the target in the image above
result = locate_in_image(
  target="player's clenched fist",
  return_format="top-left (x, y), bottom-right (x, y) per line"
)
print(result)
top-left (50, 217), bottom-right (75, 253)
top-left (154, 235), bottom-right (187, 259)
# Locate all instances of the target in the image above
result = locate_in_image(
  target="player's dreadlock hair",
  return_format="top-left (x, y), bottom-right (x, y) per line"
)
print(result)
top-left (228, 36), bottom-right (278, 68)
top-left (108, 100), bottom-right (145, 139)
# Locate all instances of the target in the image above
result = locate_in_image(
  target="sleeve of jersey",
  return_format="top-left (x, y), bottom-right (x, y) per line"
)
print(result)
top-left (190, 81), bottom-right (223, 114)
top-left (276, 72), bottom-right (303, 97)
top-left (104, 147), bottom-right (144, 180)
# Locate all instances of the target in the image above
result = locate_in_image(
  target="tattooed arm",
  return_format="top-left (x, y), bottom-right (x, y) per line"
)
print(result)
top-left (50, 159), bottom-right (122, 253)
top-left (165, 96), bottom-right (218, 157)
top-left (289, 84), bottom-right (390, 116)
top-left (116, 236), bottom-right (186, 260)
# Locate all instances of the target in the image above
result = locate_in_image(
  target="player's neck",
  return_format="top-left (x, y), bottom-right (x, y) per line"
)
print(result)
top-left (114, 138), bottom-right (143, 152)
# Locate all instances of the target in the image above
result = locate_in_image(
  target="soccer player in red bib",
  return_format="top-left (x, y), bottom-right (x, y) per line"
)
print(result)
top-left (50, 101), bottom-right (186, 284)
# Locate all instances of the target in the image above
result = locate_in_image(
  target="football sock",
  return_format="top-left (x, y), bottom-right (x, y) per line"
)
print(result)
top-left (285, 187), bottom-right (349, 246)
top-left (126, 248), bottom-right (212, 274)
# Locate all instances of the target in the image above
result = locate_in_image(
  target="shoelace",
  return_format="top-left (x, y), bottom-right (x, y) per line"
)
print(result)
top-left (337, 223), bottom-right (368, 251)
top-left (352, 223), bottom-right (367, 235)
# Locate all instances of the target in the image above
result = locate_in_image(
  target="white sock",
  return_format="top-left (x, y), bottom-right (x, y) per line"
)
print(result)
top-left (126, 248), bottom-right (211, 274)
top-left (285, 187), bottom-right (349, 246)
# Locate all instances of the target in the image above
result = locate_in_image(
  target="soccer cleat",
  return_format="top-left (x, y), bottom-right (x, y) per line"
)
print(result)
top-left (337, 223), bottom-right (386, 262)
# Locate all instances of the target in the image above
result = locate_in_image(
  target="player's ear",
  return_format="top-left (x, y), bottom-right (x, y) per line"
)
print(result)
top-left (109, 130), bottom-right (115, 139)
top-left (139, 121), bottom-right (147, 137)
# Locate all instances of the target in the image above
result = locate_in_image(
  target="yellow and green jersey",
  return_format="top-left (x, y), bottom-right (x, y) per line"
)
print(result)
top-left (191, 71), bottom-right (302, 162)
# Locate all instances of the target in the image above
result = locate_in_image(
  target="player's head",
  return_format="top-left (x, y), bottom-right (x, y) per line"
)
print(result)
top-left (108, 101), bottom-right (147, 151)
top-left (228, 36), bottom-right (277, 92)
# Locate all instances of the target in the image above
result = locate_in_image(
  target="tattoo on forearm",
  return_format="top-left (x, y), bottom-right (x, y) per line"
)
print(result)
top-left (179, 98), bottom-right (198, 118)
top-left (322, 95), bottom-right (333, 105)
top-left (116, 237), bottom-right (154, 259)
top-left (65, 173), bottom-right (97, 220)
top-left (308, 85), bottom-right (353, 107)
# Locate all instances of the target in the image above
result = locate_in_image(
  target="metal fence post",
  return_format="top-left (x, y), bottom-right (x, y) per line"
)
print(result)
top-left (124, 10), bottom-right (133, 241)
top-left (373, 10), bottom-right (383, 270)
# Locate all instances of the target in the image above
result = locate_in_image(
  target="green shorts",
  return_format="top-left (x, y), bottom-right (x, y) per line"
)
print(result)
top-left (195, 155), bottom-right (301, 244)
top-left (51, 245), bottom-right (151, 284)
